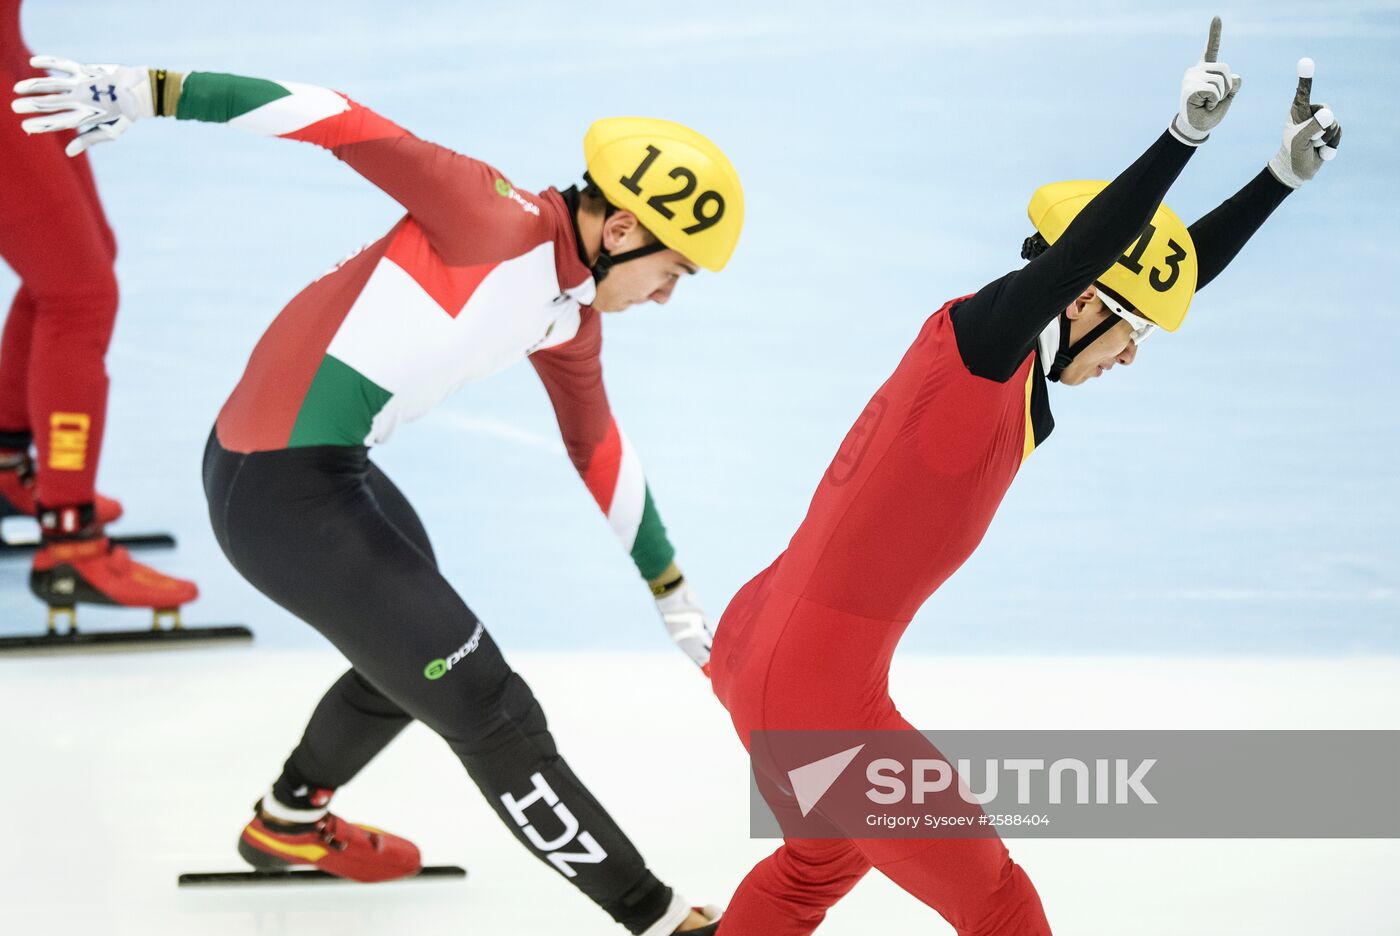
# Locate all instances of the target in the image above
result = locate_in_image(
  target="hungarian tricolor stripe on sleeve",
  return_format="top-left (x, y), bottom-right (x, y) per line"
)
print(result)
top-left (581, 419), bottom-right (674, 581)
top-left (176, 73), bottom-right (405, 146)
top-left (530, 310), bottom-right (676, 583)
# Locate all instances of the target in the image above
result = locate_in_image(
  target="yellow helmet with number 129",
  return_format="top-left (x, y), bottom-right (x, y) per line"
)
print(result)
top-left (584, 117), bottom-right (744, 272)
top-left (1028, 180), bottom-right (1198, 333)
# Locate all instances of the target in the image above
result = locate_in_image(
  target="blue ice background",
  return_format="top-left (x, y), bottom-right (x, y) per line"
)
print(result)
top-left (2, 0), bottom-right (1396, 655)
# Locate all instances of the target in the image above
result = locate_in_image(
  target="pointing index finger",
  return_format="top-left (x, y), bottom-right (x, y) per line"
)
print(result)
top-left (1293, 57), bottom-right (1315, 122)
top-left (1204, 16), bottom-right (1222, 63)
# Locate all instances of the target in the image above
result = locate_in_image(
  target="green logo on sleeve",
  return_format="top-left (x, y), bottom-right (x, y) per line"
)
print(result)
top-left (493, 177), bottom-right (541, 216)
top-left (424, 658), bottom-right (448, 680)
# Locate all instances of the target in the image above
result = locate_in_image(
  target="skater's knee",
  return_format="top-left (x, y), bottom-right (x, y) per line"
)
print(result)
top-left (495, 672), bottom-right (556, 752)
top-left (29, 265), bottom-right (118, 315)
top-left (447, 671), bottom-right (557, 761)
top-left (770, 841), bottom-right (869, 895)
top-left (342, 669), bottom-right (411, 720)
top-left (966, 859), bottom-right (1050, 936)
top-left (876, 842), bottom-right (1049, 936)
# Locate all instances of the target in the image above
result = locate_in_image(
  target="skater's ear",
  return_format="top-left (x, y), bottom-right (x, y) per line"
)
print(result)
top-left (1064, 284), bottom-right (1100, 320)
top-left (601, 209), bottom-right (657, 253)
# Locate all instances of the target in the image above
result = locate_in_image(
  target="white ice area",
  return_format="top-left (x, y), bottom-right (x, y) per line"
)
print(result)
top-left (2, 650), bottom-right (1397, 934)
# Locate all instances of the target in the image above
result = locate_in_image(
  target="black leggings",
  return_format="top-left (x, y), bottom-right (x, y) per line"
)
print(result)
top-left (202, 432), bottom-right (672, 933)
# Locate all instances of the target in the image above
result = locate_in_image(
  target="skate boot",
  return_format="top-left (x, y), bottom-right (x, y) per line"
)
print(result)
top-left (238, 796), bottom-right (422, 883)
top-left (0, 449), bottom-right (122, 523)
top-left (29, 504), bottom-right (196, 630)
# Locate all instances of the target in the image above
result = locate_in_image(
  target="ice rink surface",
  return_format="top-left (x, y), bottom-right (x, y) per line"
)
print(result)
top-left (4, 650), bottom-right (1400, 935)
top-left (2, 0), bottom-right (1398, 933)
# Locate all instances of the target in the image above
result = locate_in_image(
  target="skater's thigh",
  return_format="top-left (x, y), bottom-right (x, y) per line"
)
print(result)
top-left (778, 703), bottom-right (1022, 913)
top-left (220, 455), bottom-right (515, 737)
top-left (0, 129), bottom-right (114, 295)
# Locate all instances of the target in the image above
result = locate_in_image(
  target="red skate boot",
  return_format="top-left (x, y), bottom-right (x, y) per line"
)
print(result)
top-left (238, 798), bottom-right (422, 883)
top-left (0, 451), bottom-right (123, 524)
top-left (29, 504), bottom-right (197, 629)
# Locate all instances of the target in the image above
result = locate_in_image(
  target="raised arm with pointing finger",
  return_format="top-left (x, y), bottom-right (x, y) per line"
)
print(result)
top-left (951, 16), bottom-right (1241, 384)
top-left (1190, 58), bottom-right (1344, 292)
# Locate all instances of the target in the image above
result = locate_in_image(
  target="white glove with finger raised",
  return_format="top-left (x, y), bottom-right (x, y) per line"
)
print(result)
top-left (12, 55), bottom-right (153, 156)
top-left (1268, 57), bottom-right (1342, 189)
top-left (1171, 16), bottom-right (1242, 146)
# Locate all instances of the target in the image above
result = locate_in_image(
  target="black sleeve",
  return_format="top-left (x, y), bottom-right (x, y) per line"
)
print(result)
top-left (950, 130), bottom-right (1196, 382)
top-left (1188, 167), bottom-right (1292, 291)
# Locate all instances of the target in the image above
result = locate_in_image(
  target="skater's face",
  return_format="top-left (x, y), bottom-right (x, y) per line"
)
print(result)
top-left (1058, 285), bottom-right (1140, 386)
top-left (592, 210), bottom-right (700, 313)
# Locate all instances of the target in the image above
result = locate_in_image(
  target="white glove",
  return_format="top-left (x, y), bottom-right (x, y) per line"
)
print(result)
top-left (12, 55), bottom-right (153, 157)
top-left (655, 580), bottom-right (714, 674)
top-left (1170, 17), bottom-right (1242, 146)
top-left (1267, 58), bottom-right (1341, 189)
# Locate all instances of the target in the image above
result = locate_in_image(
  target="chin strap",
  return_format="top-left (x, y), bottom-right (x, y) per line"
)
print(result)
top-left (587, 240), bottom-right (668, 283)
top-left (1046, 311), bottom-right (1073, 382)
top-left (1023, 236), bottom-right (1128, 383)
top-left (562, 178), bottom-right (668, 284)
top-left (1046, 309), bottom-right (1123, 382)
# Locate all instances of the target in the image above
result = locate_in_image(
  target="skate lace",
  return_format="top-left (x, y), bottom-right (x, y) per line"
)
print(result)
top-left (10, 458), bottom-right (34, 486)
top-left (318, 815), bottom-right (350, 852)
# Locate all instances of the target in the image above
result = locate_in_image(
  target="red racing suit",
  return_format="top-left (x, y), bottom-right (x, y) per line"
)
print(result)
top-left (709, 126), bottom-right (1295, 935)
top-left (710, 299), bottom-right (1052, 936)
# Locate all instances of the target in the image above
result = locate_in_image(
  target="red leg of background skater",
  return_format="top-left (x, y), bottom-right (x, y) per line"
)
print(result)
top-left (0, 24), bottom-right (195, 614)
top-left (0, 287), bottom-right (37, 434)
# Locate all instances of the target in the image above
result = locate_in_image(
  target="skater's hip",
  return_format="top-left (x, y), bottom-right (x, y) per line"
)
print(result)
top-left (202, 427), bottom-right (382, 568)
top-left (203, 428), bottom-right (373, 501)
top-left (712, 567), bottom-right (906, 737)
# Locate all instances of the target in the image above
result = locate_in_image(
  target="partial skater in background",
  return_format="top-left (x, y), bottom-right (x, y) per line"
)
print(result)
top-left (0, 0), bottom-right (196, 619)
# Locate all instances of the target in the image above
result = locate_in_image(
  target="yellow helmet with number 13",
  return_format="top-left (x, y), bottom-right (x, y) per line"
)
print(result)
top-left (1028, 180), bottom-right (1198, 333)
top-left (584, 117), bottom-right (744, 272)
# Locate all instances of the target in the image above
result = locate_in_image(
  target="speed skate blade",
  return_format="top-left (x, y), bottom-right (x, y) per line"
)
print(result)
top-left (178, 865), bottom-right (467, 886)
top-left (0, 531), bottom-right (177, 557)
top-left (0, 624), bottom-right (253, 655)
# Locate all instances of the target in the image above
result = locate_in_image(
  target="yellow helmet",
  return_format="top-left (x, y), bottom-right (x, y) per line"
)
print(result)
top-left (583, 117), bottom-right (744, 272)
top-left (1028, 181), bottom-right (1198, 332)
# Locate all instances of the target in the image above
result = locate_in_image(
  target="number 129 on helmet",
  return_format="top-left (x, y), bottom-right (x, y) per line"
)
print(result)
top-left (584, 117), bottom-right (745, 272)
